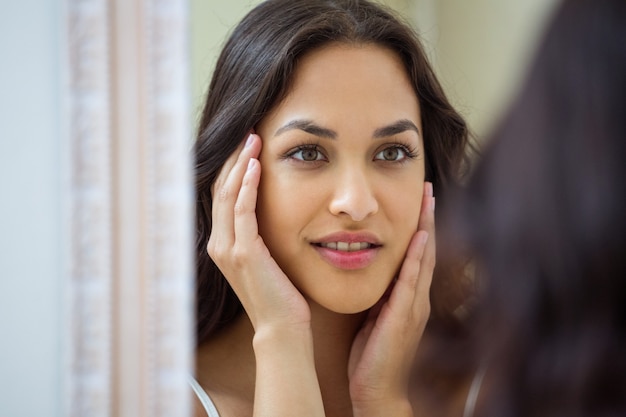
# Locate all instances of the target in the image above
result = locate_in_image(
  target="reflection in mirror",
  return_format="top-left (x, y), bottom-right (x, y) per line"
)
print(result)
top-left (50, 1), bottom-right (561, 416)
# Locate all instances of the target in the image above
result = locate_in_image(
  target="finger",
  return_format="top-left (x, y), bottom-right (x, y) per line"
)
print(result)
top-left (414, 182), bottom-right (436, 305)
top-left (214, 133), bottom-right (261, 202)
top-left (383, 182), bottom-right (434, 320)
top-left (233, 157), bottom-right (262, 244)
top-left (387, 230), bottom-right (429, 313)
top-left (209, 133), bottom-right (260, 253)
top-left (211, 130), bottom-right (253, 196)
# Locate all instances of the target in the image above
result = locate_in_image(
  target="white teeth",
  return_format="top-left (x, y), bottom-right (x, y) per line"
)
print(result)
top-left (319, 242), bottom-right (371, 252)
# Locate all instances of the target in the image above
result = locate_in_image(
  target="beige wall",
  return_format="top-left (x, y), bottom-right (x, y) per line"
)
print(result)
top-left (427, 0), bottom-right (560, 138)
top-left (191, 0), bottom-right (561, 139)
top-left (190, 0), bottom-right (263, 124)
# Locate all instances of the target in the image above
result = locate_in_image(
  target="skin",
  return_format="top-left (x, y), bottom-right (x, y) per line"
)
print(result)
top-left (255, 43), bottom-right (425, 314)
top-left (199, 43), bottom-right (436, 417)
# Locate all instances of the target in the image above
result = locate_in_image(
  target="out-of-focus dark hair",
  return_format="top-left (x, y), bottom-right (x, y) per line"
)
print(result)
top-left (195, 0), bottom-right (473, 345)
top-left (441, 0), bottom-right (626, 415)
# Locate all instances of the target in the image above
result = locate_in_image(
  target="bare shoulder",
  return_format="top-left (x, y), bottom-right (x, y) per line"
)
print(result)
top-left (195, 316), bottom-right (256, 417)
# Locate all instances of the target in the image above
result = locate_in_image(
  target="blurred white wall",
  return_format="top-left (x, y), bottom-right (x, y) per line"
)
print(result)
top-left (0, 1), bottom-right (63, 417)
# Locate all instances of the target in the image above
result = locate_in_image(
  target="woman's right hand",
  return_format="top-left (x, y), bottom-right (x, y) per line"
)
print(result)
top-left (208, 132), bottom-right (311, 332)
top-left (208, 132), bottom-right (325, 417)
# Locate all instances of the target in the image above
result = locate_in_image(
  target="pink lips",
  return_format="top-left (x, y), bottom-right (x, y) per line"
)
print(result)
top-left (311, 232), bottom-right (381, 270)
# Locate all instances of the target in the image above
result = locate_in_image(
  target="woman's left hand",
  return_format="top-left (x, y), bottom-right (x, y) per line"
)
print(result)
top-left (348, 182), bottom-right (436, 417)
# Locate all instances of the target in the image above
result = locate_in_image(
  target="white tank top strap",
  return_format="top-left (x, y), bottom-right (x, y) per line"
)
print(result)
top-left (462, 360), bottom-right (488, 417)
top-left (188, 375), bottom-right (221, 417)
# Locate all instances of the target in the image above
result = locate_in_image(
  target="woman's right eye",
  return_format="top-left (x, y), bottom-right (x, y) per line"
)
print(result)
top-left (287, 145), bottom-right (327, 162)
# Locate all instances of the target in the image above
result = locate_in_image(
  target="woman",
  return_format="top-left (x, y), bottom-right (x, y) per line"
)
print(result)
top-left (193, 1), bottom-right (473, 416)
top-left (440, 0), bottom-right (626, 415)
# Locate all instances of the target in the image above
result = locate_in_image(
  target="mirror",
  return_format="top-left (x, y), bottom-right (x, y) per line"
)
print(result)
top-left (0, 1), bottom-right (559, 416)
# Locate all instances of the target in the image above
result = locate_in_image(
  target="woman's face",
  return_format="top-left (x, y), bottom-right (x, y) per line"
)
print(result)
top-left (256, 43), bottom-right (425, 313)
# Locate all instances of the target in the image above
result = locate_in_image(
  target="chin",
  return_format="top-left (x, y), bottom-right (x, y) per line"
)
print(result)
top-left (286, 263), bottom-right (398, 315)
top-left (309, 288), bottom-right (386, 315)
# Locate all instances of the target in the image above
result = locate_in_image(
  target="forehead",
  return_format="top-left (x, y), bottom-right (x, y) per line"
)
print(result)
top-left (292, 42), bottom-right (414, 99)
top-left (263, 43), bottom-right (421, 130)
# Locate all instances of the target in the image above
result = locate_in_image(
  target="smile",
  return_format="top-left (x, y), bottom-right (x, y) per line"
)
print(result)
top-left (312, 243), bottom-right (380, 270)
top-left (310, 231), bottom-right (382, 269)
top-left (317, 242), bottom-right (373, 251)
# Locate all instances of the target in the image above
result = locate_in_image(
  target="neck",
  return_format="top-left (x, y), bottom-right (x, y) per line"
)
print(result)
top-left (196, 303), bottom-right (367, 417)
top-left (309, 300), bottom-right (367, 417)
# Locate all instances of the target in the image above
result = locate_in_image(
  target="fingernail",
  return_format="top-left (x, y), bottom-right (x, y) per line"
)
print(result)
top-left (247, 158), bottom-right (255, 171)
top-left (431, 197), bottom-right (436, 212)
top-left (245, 133), bottom-right (255, 148)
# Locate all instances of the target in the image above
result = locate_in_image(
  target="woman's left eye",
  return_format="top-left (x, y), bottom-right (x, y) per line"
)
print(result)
top-left (374, 145), bottom-right (414, 162)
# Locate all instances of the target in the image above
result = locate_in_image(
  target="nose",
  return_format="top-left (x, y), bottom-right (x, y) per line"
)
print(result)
top-left (328, 167), bottom-right (379, 221)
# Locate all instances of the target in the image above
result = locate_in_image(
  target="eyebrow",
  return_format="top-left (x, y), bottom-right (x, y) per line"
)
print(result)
top-left (274, 118), bottom-right (420, 139)
top-left (275, 119), bottom-right (337, 139)
top-left (373, 119), bottom-right (420, 138)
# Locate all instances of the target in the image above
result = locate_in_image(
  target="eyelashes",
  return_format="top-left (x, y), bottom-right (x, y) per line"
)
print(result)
top-left (375, 143), bottom-right (419, 162)
top-left (281, 141), bottom-right (420, 164)
top-left (282, 143), bottom-right (327, 162)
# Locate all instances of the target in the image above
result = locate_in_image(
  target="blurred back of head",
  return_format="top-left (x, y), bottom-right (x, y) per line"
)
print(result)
top-left (442, 0), bottom-right (626, 415)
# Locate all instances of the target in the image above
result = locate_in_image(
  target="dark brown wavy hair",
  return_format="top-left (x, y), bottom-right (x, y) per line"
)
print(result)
top-left (194, 0), bottom-right (473, 346)
top-left (440, 0), bottom-right (626, 415)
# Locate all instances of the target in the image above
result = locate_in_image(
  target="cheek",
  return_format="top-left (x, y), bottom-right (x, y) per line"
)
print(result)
top-left (384, 183), bottom-right (423, 270)
top-left (381, 176), bottom-right (424, 224)
top-left (256, 175), bottom-right (283, 236)
top-left (256, 171), bottom-right (317, 239)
